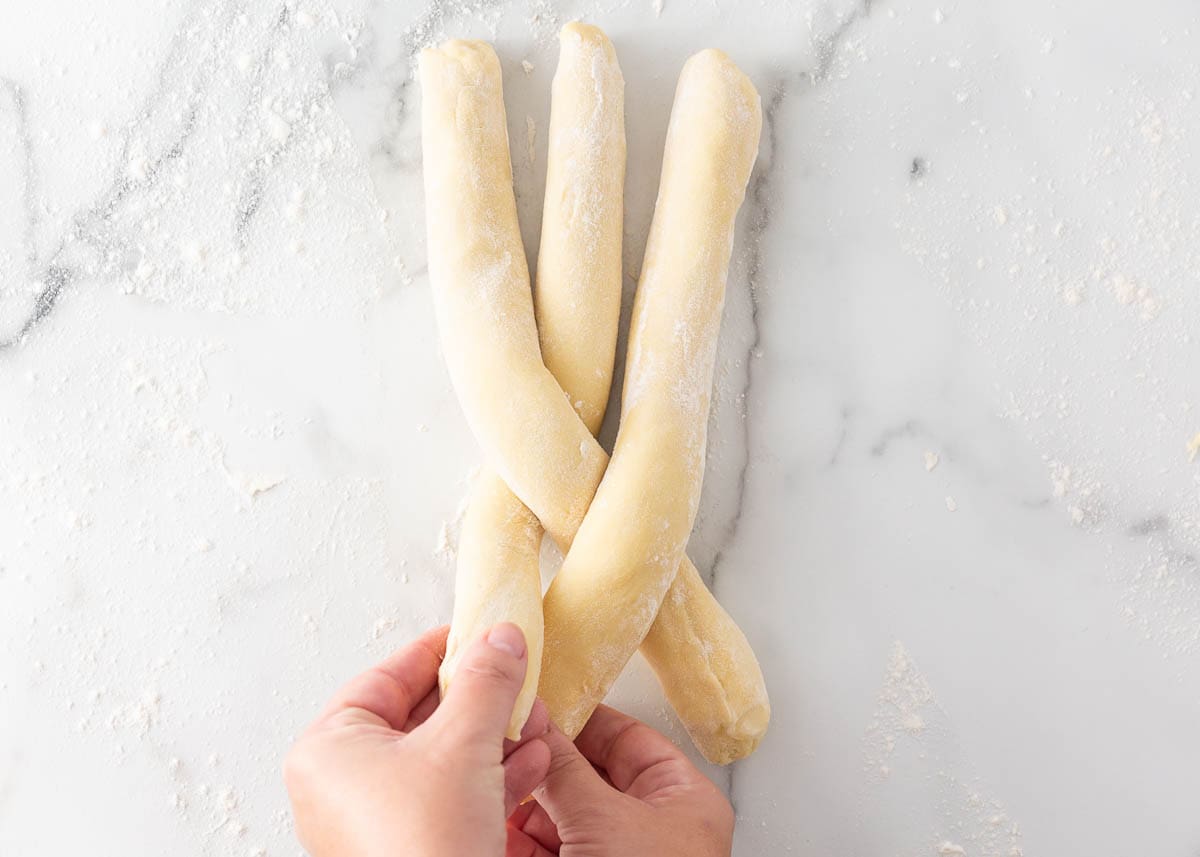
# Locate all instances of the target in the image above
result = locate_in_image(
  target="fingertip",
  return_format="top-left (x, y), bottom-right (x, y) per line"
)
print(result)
top-left (486, 622), bottom-right (527, 660)
top-left (415, 624), bottom-right (451, 658)
top-left (575, 705), bottom-right (686, 792)
top-left (433, 625), bottom-right (530, 745)
top-left (524, 699), bottom-right (550, 737)
top-left (316, 627), bottom-right (451, 730)
top-left (505, 825), bottom-right (556, 857)
top-left (504, 700), bottom-right (549, 756)
top-left (539, 722), bottom-right (584, 768)
top-left (525, 735), bottom-right (551, 775)
top-left (459, 624), bottom-right (529, 685)
top-left (503, 737), bottom-right (552, 816)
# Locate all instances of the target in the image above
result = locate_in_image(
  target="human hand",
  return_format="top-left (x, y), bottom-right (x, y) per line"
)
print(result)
top-left (506, 705), bottom-right (734, 857)
top-left (284, 624), bottom-right (551, 857)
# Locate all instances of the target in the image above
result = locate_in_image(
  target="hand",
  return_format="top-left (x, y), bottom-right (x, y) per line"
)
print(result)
top-left (506, 705), bottom-right (734, 857)
top-left (284, 624), bottom-right (552, 857)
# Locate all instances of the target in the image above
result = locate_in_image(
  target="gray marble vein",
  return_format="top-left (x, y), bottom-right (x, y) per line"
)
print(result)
top-left (706, 0), bottom-right (878, 600)
top-left (0, 79), bottom-right (45, 349)
top-left (709, 71), bottom-right (798, 810)
top-left (0, 1), bottom-right (235, 349)
top-left (707, 77), bottom-right (788, 596)
top-left (0, 0), bottom-right (329, 350)
top-left (1, 80), bottom-right (37, 273)
top-left (233, 6), bottom-right (300, 243)
top-left (811, 0), bottom-right (874, 83)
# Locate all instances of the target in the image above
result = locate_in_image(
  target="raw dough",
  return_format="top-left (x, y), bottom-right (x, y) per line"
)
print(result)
top-left (420, 40), bottom-right (607, 548)
top-left (534, 24), bottom-right (625, 437)
top-left (435, 23), bottom-right (625, 740)
top-left (440, 469), bottom-right (542, 740)
top-left (539, 48), bottom-right (764, 744)
top-left (420, 37), bottom-right (769, 764)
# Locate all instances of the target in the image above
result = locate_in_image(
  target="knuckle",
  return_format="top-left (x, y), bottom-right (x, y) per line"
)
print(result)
top-left (281, 742), bottom-right (311, 793)
top-left (716, 795), bottom-right (735, 829)
top-left (704, 790), bottom-right (736, 835)
top-left (422, 734), bottom-right (472, 778)
top-left (546, 745), bottom-right (589, 779)
top-left (460, 656), bottom-right (518, 686)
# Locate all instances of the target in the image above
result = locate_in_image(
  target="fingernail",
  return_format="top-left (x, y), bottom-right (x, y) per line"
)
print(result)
top-left (486, 623), bottom-right (526, 659)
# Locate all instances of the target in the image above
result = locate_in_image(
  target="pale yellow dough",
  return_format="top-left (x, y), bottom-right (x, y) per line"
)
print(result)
top-left (421, 36), bottom-right (769, 764)
top-left (440, 470), bottom-right (542, 741)
top-left (433, 24), bottom-right (625, 741)
top-left (540, 48), bottom-right (764, 745)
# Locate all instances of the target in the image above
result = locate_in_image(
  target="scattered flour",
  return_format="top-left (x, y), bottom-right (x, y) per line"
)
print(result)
top-left (895, 26), bottom-right (1200, 672)
top-left (433, 480), bottom-right (473, 565)
top-left (0, 3), bottom-right (462, 853)
top-left (222, 464), bottom-right (286, 500)
top-left (863, 644), bottom-right (1025, 857)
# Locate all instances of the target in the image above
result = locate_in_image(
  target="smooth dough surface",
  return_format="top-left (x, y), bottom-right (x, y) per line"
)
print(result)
top-left (428, 25), bottom-right (625, 740)
top-left (419, 39), bottom-right (609, 549)
top-left (539, 48), bottom-right (765, 746)
top-left (421, 37), bottom-right (769, 763)
top-left (440, 469), bottom-right (543, 740)
top-left (534, 23), bottom-right (625, 436)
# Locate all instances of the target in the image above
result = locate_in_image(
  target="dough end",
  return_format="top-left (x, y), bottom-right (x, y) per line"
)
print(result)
top-left (695, 702), bottom-right (771, 765)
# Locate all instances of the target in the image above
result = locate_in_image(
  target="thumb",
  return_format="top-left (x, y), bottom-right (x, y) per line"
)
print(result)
top-left (432, 623), bottom-right (528, 748)
top-left (532, 725), bottom-right (613, 825)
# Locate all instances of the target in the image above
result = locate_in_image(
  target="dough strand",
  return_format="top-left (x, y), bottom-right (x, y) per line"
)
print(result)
top-left (420, 35), bottom-right (769, 764)
top-left (539, 48), bottom-right (764, 744)
top-left (431, 24), bottom-right (625, 740)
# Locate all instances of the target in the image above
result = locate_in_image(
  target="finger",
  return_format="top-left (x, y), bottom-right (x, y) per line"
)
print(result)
top-left (410, 675), bottom-right (549, 740)
top-left (505, 826), bottom-right (557, 857)
top-left (402, 687), bottom-right (440, 731)
top-left (504, 699), bottom-right (550, 757)
top-left (531, 726), bottom-right (611, 825)
top-left (510, 800), bottom-right (561, 852)
top-left (314, 626), bottom-right (449, 731)
top-left (411, 684), bottom-right (549, 741)
top-left (430, 623), bottom-right (528, 748)
top-left (502, 738), bottom-right (551, 816)
top-left (507, 799), bottom-right (538, 829)
top-left (574, 704), bottom-right (690, 794)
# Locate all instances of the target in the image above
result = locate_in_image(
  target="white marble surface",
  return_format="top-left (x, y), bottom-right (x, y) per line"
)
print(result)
top-left (3, 0), bottom-right (1200, 854)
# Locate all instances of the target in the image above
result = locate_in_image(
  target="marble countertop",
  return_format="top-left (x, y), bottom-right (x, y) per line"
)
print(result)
top-left (3, 0), bottom-right (1200, 854)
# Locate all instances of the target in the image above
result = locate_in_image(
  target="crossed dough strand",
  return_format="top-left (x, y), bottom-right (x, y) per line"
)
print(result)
top-left (436, 23), bottom-right (625, 741)
top-left (420, 36), bottom-right (769, 764)
top-left (539, 48), bottom-right (764, 743)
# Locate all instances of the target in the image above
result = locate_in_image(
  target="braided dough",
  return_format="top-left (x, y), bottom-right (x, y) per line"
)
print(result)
top-left (420, 35), bottom-right (769, 763)
top-left (435, 24), bottom-right (625, 740)
top-left (539, 47), bottom-right (764, 740)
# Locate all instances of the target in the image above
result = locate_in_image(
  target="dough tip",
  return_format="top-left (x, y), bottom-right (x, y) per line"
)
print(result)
top-left (560, 20), bottom-right (610, 45)
top-left (420, 38), bottom-right (502, 84)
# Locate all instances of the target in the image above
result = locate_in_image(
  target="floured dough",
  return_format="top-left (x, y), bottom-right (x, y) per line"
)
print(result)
top-left (420, 36), bottom-right (769, 764)
top-left (434, 23), bottom-right (625, 740)
top-left (539, 48), bottom-right (765, 748)
top-left (440, 469), bottom-right (542, 740)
